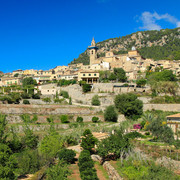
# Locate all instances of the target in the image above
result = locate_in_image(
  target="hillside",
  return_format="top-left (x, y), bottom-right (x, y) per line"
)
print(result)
top-left (70, 28), bottom-right (180, 65)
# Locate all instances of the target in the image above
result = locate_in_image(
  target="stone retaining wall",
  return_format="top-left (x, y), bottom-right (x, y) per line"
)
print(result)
top-left (0, 104), bottom-right (102, 115)
top-left (144, 104), bottom-right (180, 112)
top-left (91, 155), bottom-right (123, 180)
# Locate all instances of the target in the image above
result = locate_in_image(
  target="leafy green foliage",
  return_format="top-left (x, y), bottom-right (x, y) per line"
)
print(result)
top-left (42, 97), bottom-right (51, 103)
top-left (91, 95), bottom-right (100, 106)
top-left (39, 131), bottom-right (64, 159)
top-left (17, 149), bottom-right (41, 174)
top-left (80, 129), bottom-right (98, 152)
top-left (32, 93), bottom-right (40, 99)
top-left (147, 70), bottom-right (177, 82)
top-left (117, 154), bottom-right (179, 180)
top-left (124, 132), bottom-right (145, 139)
top-left (0, 143), bottom-right (17, 180)
top-left (21, 93), bottom-right (31, 99)
top-left (114, 93), bottom-right (143, 120)
top-left (58, 149), bottom-right (76, 164)
top-left (60, 115), bottom-right (69, 123)
top-left (23, 99), bottom-right (30, 104)
top-left (78, 150), bottom-right (99, 180)
top-left (76, 116), bottom-right (83, 123)
top-left (70, 52), bottom-right (90, 65)
top-left (60, 90), bottom-right (69, 98)
top-left (22, 126), bottom-right (38, 149)
top-left (57, 79), bottom-right (77, 86)
top-left (114, 68), bottom-right (127, 82)
top-left (136, 79), bottom-right (147, 87)
top-left (46, 160), bottom-right (71, 180)
top-left (92, 116), bottom-right (100, 123)
top-left (97, 130), bottom-right (131, 160)
top-left (20, 114), bottom-right (38, 124)
top-left (104, 105), bottom-right (118, 122)
top-left (0, 114), bottom-right (7, 143)
top-left (22, 77), bottom-right (37, 87)
top-left (82, 84), bottom-right (91, 93)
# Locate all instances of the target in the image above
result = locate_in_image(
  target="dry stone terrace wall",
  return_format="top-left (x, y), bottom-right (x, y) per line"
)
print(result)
top-left (144, 104), bottom-right (180, 112)
top-left (0, 104), bottom-right (103, 115)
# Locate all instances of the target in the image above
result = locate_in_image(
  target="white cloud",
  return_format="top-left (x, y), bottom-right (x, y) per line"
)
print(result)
top-left (138, 11), bottom-right (180, 30)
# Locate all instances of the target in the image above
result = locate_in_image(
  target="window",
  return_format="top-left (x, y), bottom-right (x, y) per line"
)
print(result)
top-left (94, 74), bottom-right (96, 76)
top-left (47, 90), bottom-right (49, 92)
top-left (83, 74), bottom-right (85, 76)
top-left (89, 74), bottom-right (91, 76)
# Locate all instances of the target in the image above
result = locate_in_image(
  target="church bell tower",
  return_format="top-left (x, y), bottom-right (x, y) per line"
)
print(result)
top-left (88, 37), bottom-right (98, 66)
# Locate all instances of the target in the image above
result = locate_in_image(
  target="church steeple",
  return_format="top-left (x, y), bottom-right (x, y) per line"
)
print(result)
top-left (88, 37), bottom-right (98, 66)
top-left (91, 37), bottom-right (96, 47)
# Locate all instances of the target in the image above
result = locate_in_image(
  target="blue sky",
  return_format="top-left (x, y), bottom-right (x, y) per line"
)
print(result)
top-left (0, 0), bottom-right (180, 73)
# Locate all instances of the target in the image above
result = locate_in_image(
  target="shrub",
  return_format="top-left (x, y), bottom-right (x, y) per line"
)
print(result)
top-left (17, 149), bottom-right (41, 174)
top-left (92, 116), bottom-right (100, 123)
top-left (145, 132), bottom-right (150, 136)
top-left (104, 105), bottom-right (118, 122)
top-left (42, 97), bottom-right (51, 103)
top-left (58, 149), bottom-right (76, 164)
top-left (97, 130), bottom-right (131, 160)
top-left (78, 150), bottom-right (98, 180)
top-left (21, 93), bottom-right (31, 99)
top-left (124, 132), bottom-right (145, 139)
top-left (114, 93), bottom-right (143, 120)
top-left (23, 99), bottom-right (30, 104)
top-left (82, 84), bottom-right (91, 93)
top-left (64, 135), bottom-right (78, 146)
top-left (53, 98), bottom-right (64, 104)
top-left (60, 91), bottom-right (69, 98)
top-left (69, 97), bottom-right (72, 105)
top-left (46, 160), bottom-right (71, 180)
top-left (60, 115), bottom-right (69, 123)
top-left (80, 129), bottom-right (98, 152)
top-left (32, 93), bottom-right (40, 99)
top-left (76, 116), bottom-right (83, 123)
top-left (91, 95), bottom-right (100, 106)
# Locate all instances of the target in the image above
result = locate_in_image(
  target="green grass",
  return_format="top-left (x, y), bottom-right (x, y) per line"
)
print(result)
top-left (94, 161), bottom-right (109, 180)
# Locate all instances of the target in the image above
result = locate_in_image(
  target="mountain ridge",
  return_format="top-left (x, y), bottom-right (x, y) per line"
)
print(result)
top-left (70, 27), bottom-right (180, 65)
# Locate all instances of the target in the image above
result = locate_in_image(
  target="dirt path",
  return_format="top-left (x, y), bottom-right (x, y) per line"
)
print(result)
top-left (68, 162), bottom-right (81, 180)
top-left (95, 163), bottom-right (108, 180)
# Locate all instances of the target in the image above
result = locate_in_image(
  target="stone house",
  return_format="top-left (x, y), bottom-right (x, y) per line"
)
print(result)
top-left (167, 113), bottom-right (180, 134)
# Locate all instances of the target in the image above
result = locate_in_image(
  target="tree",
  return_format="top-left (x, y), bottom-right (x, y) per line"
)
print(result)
top-left (46, 160), bottom-right (71, 180)
top-left (109, 73), bottom-right (116, 81)
top-left (0, 143), bottom-right (17, 180)
top-left (82, 84), bottom-right (91, 93)
top-left (58, 149), bottom-right (76, 164)
top-left (114, 93), bottom-right (143, 120)
top-left (136, 79), bottom-right (147, 87)
top-left (22, 77), bottom-right (37, 87)
top-left (42, 97), bottom-right (51, 104)
top-left (39, 131), bottom-right (64, 159)
top-left (92, 117), bottom-right (100, 123)
top-left (80, 129), bottom-right (98, 153)
top-left (113, 68), bottom-right (127, 82)
top-left (97, 130), bottom-right (131, 161)
top-left (91, 95), bottom-right (100, 106)
top-left (148, 70), bottom-right (177, 82)
top-left (104, 105), bottom-right (118, 122)
top-left (23, 99), bottom-right (30, 104)
top-left (0, 114), bottom-right (7, 143)
top-left (14, 73), bottom-right (19, 77)
top-left (22, 125), bottom-right (38, 149)
top-left (76, 116), bottom-right (83, 123)
top-left (78, 150), bottom-right (98, 180)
